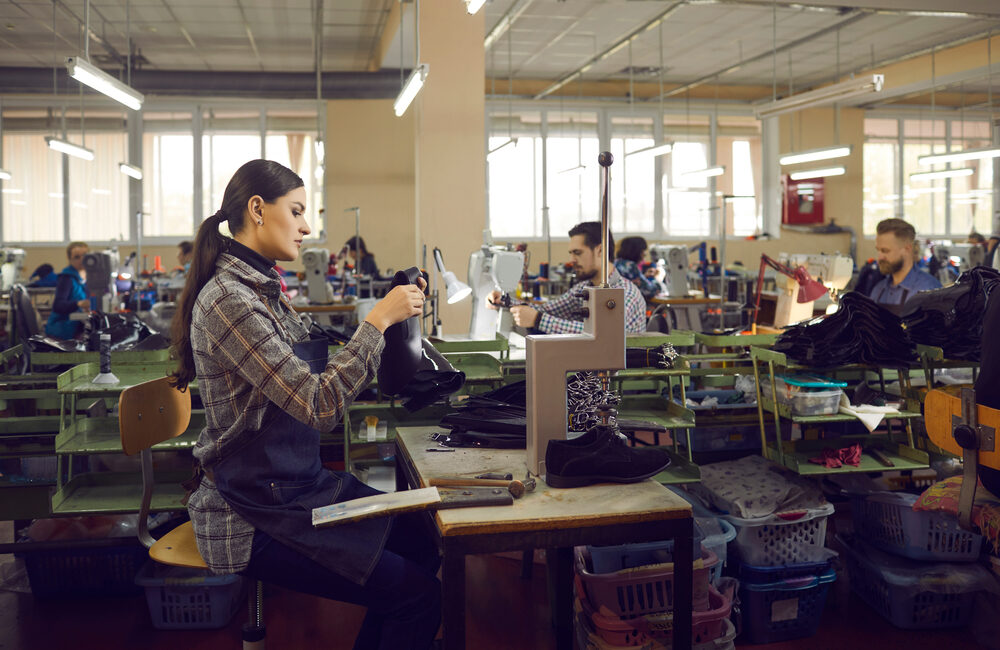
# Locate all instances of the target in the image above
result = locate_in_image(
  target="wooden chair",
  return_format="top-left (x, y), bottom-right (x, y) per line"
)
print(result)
top-left (119, 376), bottom-right (267, 649)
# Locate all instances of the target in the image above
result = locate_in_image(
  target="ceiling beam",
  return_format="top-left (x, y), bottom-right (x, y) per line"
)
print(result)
top-left (533, 2), bottom-right (685, 100)
top-left (485, 0), bottom-right (534, 51)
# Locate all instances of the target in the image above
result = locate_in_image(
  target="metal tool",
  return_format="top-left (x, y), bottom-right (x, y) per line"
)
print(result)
top-left (475, 472), bottom-right (513, 480)
top-left (425, 448), bottom-right (456, 453)
top-left (428, 476), bottom-right (535, 499)
top-left (863, 444), bottom-right (895, 468)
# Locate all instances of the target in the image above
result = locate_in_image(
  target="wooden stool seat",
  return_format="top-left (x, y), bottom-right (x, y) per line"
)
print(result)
top-left (149, 520), bottom-right (208, 569)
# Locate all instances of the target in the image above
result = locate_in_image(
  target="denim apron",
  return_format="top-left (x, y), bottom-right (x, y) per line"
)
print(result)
top-left (210, 334), bottom-right (392, 585)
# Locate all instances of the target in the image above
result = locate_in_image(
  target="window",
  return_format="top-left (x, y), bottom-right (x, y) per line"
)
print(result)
top-left (143, 110), bottom-right (195, 238)
top-left (1, 131), bottom-right (64, 242)
top-left (949, 120), bottom-right (993, 237)
top-left (664, 140), bottom-right (711, 237)
top-left (69, 131), bottom-right (130, 241)
top-left (546, 111), bottom-right (599, 238)
top-left (610, 116), bottom-right (654, 234)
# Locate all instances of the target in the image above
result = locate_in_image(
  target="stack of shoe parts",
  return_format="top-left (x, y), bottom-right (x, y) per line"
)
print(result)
top-left (545, 372), bottom-right (671, 489)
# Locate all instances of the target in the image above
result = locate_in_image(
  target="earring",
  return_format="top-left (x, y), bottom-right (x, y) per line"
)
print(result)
top-left (257, 220), bottom-right (263, 226)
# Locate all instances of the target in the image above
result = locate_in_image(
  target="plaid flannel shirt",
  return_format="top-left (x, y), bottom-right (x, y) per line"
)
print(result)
top-left (186, 253), bottom-right (384, 574)
top-left (536, 268), bottom-right (646, 334)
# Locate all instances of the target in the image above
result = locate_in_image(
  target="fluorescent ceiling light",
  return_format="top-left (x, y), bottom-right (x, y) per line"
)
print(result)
top-left (755, 74), bottom-right (884, 118)
top-left (910, 168), bottom-right (974, 182)
top-left (314, 138), bottom-right (325, 164)
top-left (789, 166), bottom-right (846, 181)
top-left (46, 136), bottom-right (94, 161)
top-left (465, 0), bottom-right (486, 14)
top-left (66, 56), bottom-right (144, 111)
top-left (954, 198), bottom-right (981, 205)
top-left (48, 192), bottom-right (65, 198)
top-left (2, 188), bottom-right (22, 194)
top-left (119, 162), bottom-right (143, 180)
top-left (394, 64), bottom-right (429, 117)
top-left (918, 146), bottom-right (1000, 166)
top-left (627, 142), bottom-right (673, 159)
top-left (909, 186), bottom-right (947, 194)
top-left (10, 200), bottom-right (26, 206)
top-left (779, 145), bottom-right (852, 166)
top-left (679, 166), bottom-right (725, 182)
top-left (0, 169), bottom-right (10, 181)
top-left (92, 188), bottom-right (112, 195)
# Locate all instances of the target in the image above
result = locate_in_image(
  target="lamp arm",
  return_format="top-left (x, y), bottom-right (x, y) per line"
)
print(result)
top-left (752, 254), bottom-right (798, 329)
top-left (432, 247), bottom-right (447, 274)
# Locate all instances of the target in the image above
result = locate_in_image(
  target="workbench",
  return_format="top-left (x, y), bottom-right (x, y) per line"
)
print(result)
top-left (394, 426), bottom-right (695, 650)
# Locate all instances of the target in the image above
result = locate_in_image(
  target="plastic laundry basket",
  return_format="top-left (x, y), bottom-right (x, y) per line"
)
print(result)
top-left (739, 568), bottom-right (836, 644)
top-left (135, 561), bottom-right (246, 630)
top-left (724, 502), bottom-right (834, 567)
top-left (851, 492), bottom-right (983, 562)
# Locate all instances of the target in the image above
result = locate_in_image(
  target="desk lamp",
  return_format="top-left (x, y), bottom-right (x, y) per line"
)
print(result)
top-left (751, 253), bottom-right (828, 332)
top-left (433, 248), bottom-right (472, 304)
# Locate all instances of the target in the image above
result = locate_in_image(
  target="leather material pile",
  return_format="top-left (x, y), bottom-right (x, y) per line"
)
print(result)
top-left (772, 291), bottom-right (917, 367)
top-left (901, 266), bottom-right (1000, 362)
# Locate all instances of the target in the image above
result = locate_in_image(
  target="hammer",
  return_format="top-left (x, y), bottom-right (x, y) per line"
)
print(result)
top-left (428, 476), bottom-right (535, 499)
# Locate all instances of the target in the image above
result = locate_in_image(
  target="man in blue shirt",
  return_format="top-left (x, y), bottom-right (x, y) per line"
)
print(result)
top-left (867, 218), bottom-right (941, 315)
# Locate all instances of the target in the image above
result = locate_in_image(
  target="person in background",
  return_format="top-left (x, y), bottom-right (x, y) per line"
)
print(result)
top-left (968, 231), bottom-right (986, 246)
top-left (344, 236), bottom-right (380, 278)
top-left (44, 241), bottom-right (90, 339)
top-left (615, 236), bottom-right (658, 300)
top-left (640, 261), bottom-right (668, 296)
top-left (170, 160), bottom-right (439, 650)
top-left (27, 263), bottom-right (57, 287)
top-left (867, 218), bottom-right (941, 315)
top-left (984, 234), bottom-right (1000, 270)
top-left (177, 240), bottom-right (194, 273)
top-left (485, 221), bottom-right (646, 334)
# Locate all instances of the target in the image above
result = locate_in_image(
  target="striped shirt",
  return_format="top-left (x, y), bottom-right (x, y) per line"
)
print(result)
top-left (186, 252), bottom-right (384, 573)
top-left (536, 268), bottom-right (646, 334)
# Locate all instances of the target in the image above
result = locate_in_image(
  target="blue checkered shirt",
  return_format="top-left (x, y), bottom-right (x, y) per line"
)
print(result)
top-left (536, 268), bottom-right (646, 334)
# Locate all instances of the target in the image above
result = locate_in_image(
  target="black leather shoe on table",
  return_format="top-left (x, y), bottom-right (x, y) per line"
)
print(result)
top-left (544, 424), bottom-right (671, 489)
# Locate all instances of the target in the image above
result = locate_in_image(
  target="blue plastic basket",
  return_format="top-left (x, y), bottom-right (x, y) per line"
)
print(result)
top-left (735, 549), bottom-right (838, 584)
top-left (17, 539), bottom-right (148, 598)
top-left (739, 569), bottom-right (836, 644)
top-left (135, 561), bottom-right (246, 630)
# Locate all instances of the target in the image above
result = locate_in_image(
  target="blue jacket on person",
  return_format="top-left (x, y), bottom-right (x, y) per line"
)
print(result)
top-left (45, 265), bottom-right (87, 339)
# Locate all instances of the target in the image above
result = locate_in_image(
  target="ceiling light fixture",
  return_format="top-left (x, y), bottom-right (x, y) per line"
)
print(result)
top-left (0, 170), bottom-right (11, 181)
top-left (910, 168), bottom-right (974, 182)
top-left (66, 56), bottom-right (144, 111)
top-left (464, 0), bottom-right (486, 15)
top-left (394, 64), bottom-right (428, 117)
top-left (789, 166), bottom-right (846, 180)
top-left (119, 162), bottom-right (143, 180)
top-left (779, 145), bottom-right (852, 166)
top-left (46, 136), bottom-right (95, 161)
top-left (679, 166), bottom-right (725, 182)
top-left (626, 142), bottom-right (673, 159)
top-left (918, 146), bottom-right (1000, 166)
top-left (755, 74), bottom-right (884, 118)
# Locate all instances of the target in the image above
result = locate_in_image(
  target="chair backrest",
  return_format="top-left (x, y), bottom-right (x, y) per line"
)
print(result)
top-left (119, 376), bottom-right (192, 456)
top-left (11, 283), bottom-right (41, 341)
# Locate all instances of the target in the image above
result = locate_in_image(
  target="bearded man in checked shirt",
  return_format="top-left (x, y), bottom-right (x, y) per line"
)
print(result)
top-left (486, 221), bottom-right (646, 334)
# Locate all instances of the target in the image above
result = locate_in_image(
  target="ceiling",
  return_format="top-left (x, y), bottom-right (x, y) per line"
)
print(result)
top-left (1, 0), bottom-right (999, 106)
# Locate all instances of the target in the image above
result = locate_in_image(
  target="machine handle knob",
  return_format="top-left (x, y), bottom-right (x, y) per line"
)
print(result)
top-left (598, 151), bottom-right (614, 167)
top-left (953, 423), bottom-right (978, 450)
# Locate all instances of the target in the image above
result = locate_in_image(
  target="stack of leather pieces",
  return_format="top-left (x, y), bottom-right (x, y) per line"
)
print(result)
top-left (772, 291), bottom-right (917, 367)
top-left (901, 266), bottom-right (1000, 362)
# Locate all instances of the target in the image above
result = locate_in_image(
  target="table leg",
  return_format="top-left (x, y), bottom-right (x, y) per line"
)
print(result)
top-left (671, 517), bottom-right (694, 650)
top-left (545, 546), bottom-right (574, 650)
top-left (441, 550), bottom-right (466, 650)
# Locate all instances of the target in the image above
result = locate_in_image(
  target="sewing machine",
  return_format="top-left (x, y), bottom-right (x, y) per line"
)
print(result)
top-left (83, 249), bottom-right (120, 313)
top-left (467, 232), bottom-right (525, 339)
top-left (301, 247), bottom-right (334, 304)
top-left (0, 248), bottom-right (26, 291)
top-left (526, 152), bottom-right (626, 477)
top-left (773, 253), bottom-right (852, 327)
top-left (929, 242), bottom-right (985, 284)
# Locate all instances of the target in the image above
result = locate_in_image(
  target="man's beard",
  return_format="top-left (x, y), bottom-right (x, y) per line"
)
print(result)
top-left (878, 258), bottom-right (904, 276)
top-left (574, 266), bottom-right (597, 282)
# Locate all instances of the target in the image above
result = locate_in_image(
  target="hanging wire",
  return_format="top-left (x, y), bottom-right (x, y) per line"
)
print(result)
top-left (771, 0), bottom-right (777, 103)
top-left (508, 25), bottom-right (513, 143)
top-left (835, 28), bottom-right (840, 145)
top-left (84, 0), bottom-right (90, 61)
top-left (399, 0), bottom-right (404, 88)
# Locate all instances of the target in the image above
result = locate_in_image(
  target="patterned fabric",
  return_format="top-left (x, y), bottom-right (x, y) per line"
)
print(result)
top-left (687, 454), bottom-right (827, 519)
top-left (614, 258), bottom-right (658, 300)
top-left (536, 268), bottom-right (646, 334)
top-left (186, 252), bottom-right (384, 573)
top-left (913, 476), bottom-right (1000, 553)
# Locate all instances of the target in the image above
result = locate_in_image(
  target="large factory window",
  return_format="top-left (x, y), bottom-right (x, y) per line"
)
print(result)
top-left (1, 130), bottom-right (65, 242)
top-left (488, 135), bottom-right (542, 238)
top-left (143, 110), bottom-right (195, 238)
top-left (68, 131), bottom-right (130, 241)
top-left (663, 140), bottom-right (712, 237)
top-left (610, 115), bottom-right (655, 234)
top-left (948, 119), bottom-right (993, 238)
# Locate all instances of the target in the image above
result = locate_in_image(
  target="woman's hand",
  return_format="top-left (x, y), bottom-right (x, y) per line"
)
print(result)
top-left (364, 277), bottom-right (426, 333)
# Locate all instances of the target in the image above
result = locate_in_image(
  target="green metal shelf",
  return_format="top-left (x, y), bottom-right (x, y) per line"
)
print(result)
top-left (758, 396), bottom-right (923, 424)
top-left (344, 402), bottom-right (454, 471)
top-left (32, 347), bottom-right (171, 369)
top-left (57, 361), bottom-right (193, 397)
top-left (762, 436), bottom-right (930, 475)
top-left (652, 448), bottom-right (701, 485)
top-left (618, 394), bottom-right (696, 431)
top-left (429, 333), bottom-right (510, 355)
top-left (625, 331), bottom-right (697, 348)
top-left (51, 470), bottom-right (190, 515)
top-left (54, 413), bottom-right (204, 455)
top-left (441, 352), bottom-right (504, 388)
top-left (694, 332), bottom-right (779, 348)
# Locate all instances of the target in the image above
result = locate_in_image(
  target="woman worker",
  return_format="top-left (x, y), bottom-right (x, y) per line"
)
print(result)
top-left (170, 160), bottom-right (440, 650)
top-left (44, 241), bottom-right (90, 339)
top-left (614, 236), bottom-right (658, 300)
top-left (344, 235), bottom-right (380, 277)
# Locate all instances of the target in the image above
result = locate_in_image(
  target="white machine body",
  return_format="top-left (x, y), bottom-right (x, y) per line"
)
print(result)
top-left (650, 244), bottom-right (693, 297)
top-left (773, 253), bottom-right (853, 327)
top-left (301, 247), bottom-right (334, 304)
top-left (526, 286), bottom-right (626, 477)
top-left (1, 248), bottom-right (26, 291)
top-left (83, 249), bottom-right (120, 312)
top-left (468, 243), bottom-right (525, 339)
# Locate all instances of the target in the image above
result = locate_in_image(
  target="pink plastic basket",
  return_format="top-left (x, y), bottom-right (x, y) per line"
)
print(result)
top-left (580, 584), bottom-right (731, 647)
top-left (575, 545), bottom-right (718, 618)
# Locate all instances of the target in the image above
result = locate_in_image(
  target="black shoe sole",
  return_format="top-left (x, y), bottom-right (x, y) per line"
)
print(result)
top-left (545, 464), bottom-right (669, 489)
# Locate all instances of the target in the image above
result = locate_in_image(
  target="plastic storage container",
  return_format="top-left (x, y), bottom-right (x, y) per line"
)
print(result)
top-left (840, 535), bottom-right (987, 630)
top-left (760, 374), bottom-right (844, 416)
top-left (724, 502), bottom-right (834, 566)
top-left (588, 530), bottom-right (706, 574)
top-left (135, 561), bottom-right (245, 629)
top-left (734, 548), bottom-right (838, 584)
top-left (851, 492), bottom-right (983, 562)
top-left (575, 607), bottom-right (738, 650)
top-left (578, 584), bottom-right (733, 648)
top-left (575, 546), bottom-right (719, 617)
top-left (17, 539), bottom-right (148, 597)
top-left (739, 568), bottom-right (836, 644)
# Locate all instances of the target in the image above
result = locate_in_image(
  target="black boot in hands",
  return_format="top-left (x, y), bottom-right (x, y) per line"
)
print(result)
top-left (544, 423), bottom-right (671, 488)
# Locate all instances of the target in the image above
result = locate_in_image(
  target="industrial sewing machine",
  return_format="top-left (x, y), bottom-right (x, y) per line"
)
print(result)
top-left (467, 231), bottom-right (525, 339)
top-left (83, 249), bottom-right (120, 313)
top-left (772, 253), bottom-right (853, 327)
top-left (928, 242), bottom-right (985, 285)
top-left (0, 248), bottom-right (26, 291)
top-left (301, 247), bottom-right (334, 304)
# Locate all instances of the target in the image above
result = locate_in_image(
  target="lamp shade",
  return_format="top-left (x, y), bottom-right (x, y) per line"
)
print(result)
top-left (792, 267), bottom-right (829, 303)
top-left (442, 271), bottom-right (472, 304)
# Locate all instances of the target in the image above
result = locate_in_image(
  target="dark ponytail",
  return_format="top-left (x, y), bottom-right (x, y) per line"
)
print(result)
top-left (169, 159), bottom-right (303, 390)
